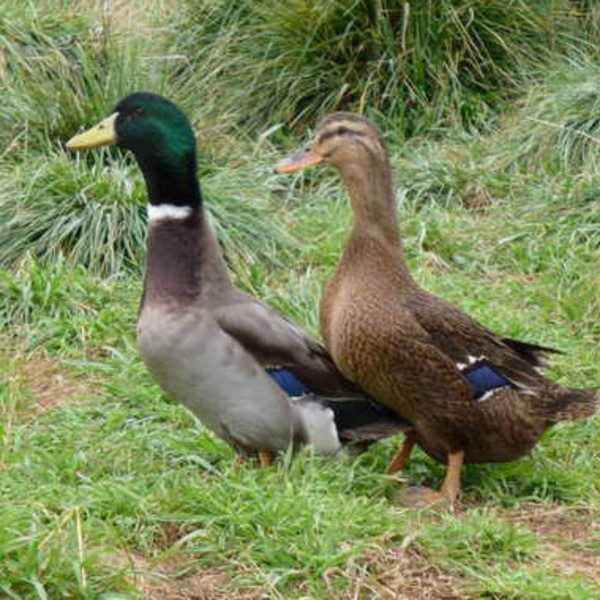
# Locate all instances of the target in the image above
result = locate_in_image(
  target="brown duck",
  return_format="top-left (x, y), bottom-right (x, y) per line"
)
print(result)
top-left (278, 112), bottom-right (598, 507)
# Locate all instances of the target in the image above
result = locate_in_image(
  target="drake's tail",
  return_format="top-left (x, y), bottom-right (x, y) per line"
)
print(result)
top-left (541, 386), bottom-right (598, 424)
top-left (311, 396), bottom-right (412, 443)
top-left (292, 395), bottom-right (411, 453)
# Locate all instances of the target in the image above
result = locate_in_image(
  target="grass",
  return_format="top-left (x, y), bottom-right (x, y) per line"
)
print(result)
top-left (0, 1), bottom-right (294, 276)
top-left (1, 0), bottom-right (599, 598)
top-left (175, 0), bottom-right (590, 135)
top-left (0, 1), bottom-right (160, 154)
top-left (505, 56), bottom-right (600, 171)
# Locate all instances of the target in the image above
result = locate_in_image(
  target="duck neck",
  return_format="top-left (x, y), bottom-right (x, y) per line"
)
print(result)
top-left (140, 154), bottom-right (231, 307)
top-left (339, 158), bottom-right (401, 247)
top-left (137, 148), bottom-right (202, 210)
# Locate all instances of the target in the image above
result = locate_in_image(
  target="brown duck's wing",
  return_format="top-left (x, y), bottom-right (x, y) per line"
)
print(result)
top-left (408, 291), bottom-right (555, 392)
top-left (393, 334), bottom-right (475, 413)
top-left (499, 337), bottom-right (562, 366)
top-left (213, 294), bottom-right (364, 398)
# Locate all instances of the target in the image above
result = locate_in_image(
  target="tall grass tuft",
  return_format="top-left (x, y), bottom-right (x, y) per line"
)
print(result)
top-left (0, 3), bottom-right (294, 276)
top-left (502, 57), bottom-right (600, 171)
top-left (0, 151), bottom-right (147, 275)
top-left (576, 0), bottom-right (600, 46)
top-left (176, 0), bottom-right (586, 135)
top-left (0, 151), bottom-right (295, 276)
top-left (0, 11), bottom-right (172, 154)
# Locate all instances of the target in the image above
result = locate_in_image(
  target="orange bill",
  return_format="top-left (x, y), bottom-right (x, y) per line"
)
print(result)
top-left (276, 147), bottom-right (322, 173)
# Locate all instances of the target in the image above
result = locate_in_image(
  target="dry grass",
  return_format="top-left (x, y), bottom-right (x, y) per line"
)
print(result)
top-left (326, 543), bottom-right (473, 600)
top-left (508, 504), bottom-right (600, 585)
top-left (38, 0), bottom-right (176, 33)
top-left (102, 553), bottom-right (249, 600)
top-left (18, 351), bottom-right (98, 416)
top-left (0, 346), bottom-right (100, 466)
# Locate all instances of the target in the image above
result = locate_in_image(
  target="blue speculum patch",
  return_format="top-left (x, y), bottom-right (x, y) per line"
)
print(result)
top-left (266, 368), bottom-right (312, 397)
top-left (464, 363), bottom-right (513, 399)
top-left (268, 364), bottom-right (513, 400)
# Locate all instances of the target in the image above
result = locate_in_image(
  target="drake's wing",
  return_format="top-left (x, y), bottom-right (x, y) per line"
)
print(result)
top-left (213, 294), bottom-right (364, 398)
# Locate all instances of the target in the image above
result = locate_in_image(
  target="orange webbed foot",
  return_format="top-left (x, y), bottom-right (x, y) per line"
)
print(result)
top-left (395, 449), bottom-right (464, 511)
top-left (395, 485), bottom-right (455, 510)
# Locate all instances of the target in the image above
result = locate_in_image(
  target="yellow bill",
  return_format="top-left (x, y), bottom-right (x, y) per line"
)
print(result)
top-left (66, 112), bottom-right (119, 150)
top-left (276, 147), bottom-right (322, 173)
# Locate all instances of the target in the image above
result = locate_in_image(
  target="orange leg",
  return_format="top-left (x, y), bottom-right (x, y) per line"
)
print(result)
top-left (258, 450), bottom-right (275, 468)
top-left (397, 449), bottom-right (465, 509)
top-left (440, 449), bottom-right (464, 502)
top-left (386, 431), bottom-right (416, 474)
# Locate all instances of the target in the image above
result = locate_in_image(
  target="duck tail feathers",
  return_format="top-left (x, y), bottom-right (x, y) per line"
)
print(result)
top-left (501, 337), bottom-right (562, 367)
top-left (303, 395), bottom-right (412, 443)
top-left (540, 386), bottom-right (598, 424)
top-left (292, 397), bottom-right (341, 454)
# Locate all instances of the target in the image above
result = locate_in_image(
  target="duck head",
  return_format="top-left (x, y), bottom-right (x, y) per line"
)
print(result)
top-left (67, 92), bottom-right (200, 209)
top-left (277, 112), bottom-right (397, 241)
top-left (276, 112), bottom-right (389, 175)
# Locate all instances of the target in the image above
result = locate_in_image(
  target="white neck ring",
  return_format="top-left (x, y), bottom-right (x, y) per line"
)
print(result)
top-left (147, 203), bottom-right (193, 222)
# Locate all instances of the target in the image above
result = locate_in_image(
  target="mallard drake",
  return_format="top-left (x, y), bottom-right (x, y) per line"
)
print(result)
top-left (66, 93), bottom-right (410, 465)
top-left (277, 112), bottom-right (597, 506)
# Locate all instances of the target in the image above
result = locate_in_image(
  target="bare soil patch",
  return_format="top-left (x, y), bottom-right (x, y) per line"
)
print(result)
top-left (324, 537), bottom-right (473, 600)
top-left (16, 352), bottom-right (99, 416)
top-left (103, 552), bottom-right (269, 600)
top-left (508, 504), bottom-right (600, 583)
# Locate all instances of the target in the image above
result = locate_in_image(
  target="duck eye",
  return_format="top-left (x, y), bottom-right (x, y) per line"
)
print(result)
top-left (337, 126), bottom-right (349, 136)
top-left (132, 107), bottom-right (145, 118)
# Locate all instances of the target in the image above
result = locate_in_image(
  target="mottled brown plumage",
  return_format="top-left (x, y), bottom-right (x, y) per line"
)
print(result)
top-left (278, 112), bottom-right (598, 506)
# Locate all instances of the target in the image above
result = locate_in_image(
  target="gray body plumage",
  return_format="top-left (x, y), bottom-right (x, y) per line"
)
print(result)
top-left (137, 209), bottom-right (352, 455)
top-left (138, 304), bottom-right (297, 452)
